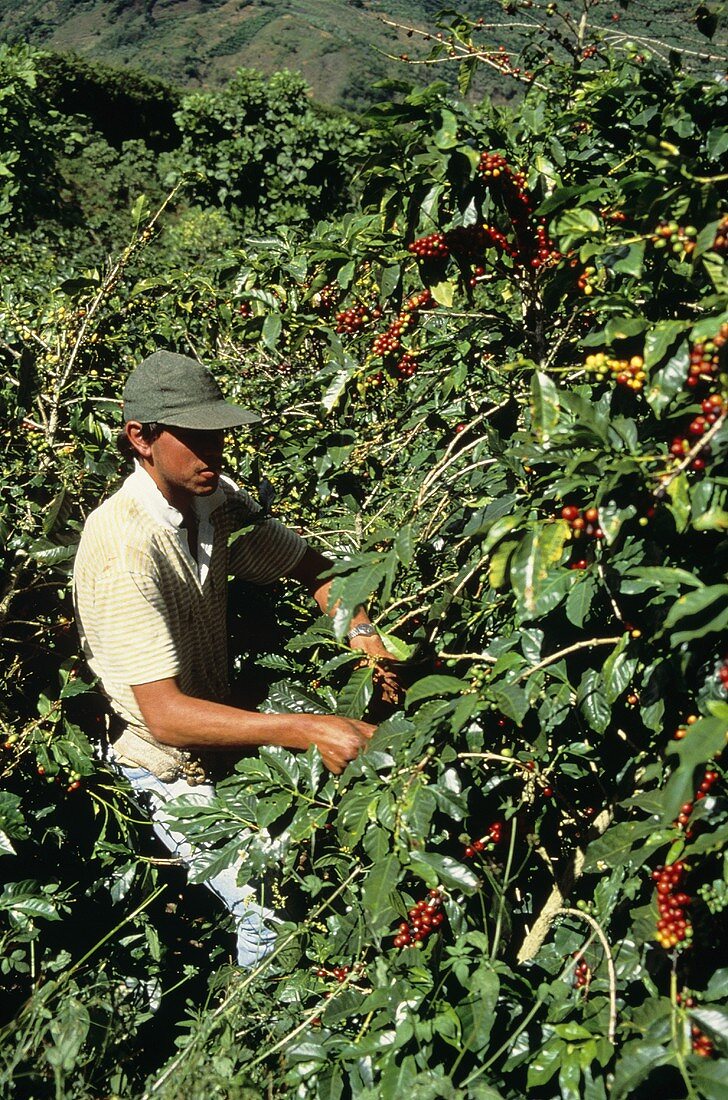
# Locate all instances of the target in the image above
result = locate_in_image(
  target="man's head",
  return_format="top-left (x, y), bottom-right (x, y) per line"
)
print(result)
top-left (120, 351), bottom-right (260, 512)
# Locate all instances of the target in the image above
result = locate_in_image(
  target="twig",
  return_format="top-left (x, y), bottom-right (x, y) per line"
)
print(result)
top-left (44, 181), bottom-right (185, 453)
top-left (559, 907), bottom-right (617, 1044)
top-left (516, 636), bottom-right (623, 682)
top-left (516, 808), bottom-right (611, 965)
top-left (654, 411), bottom-right (726, 500)
top-left (142, 865), bottom-right (363, 1098)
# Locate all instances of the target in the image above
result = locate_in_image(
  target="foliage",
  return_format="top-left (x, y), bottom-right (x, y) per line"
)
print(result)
top-left (1, 4), bottom-right (728, 1098)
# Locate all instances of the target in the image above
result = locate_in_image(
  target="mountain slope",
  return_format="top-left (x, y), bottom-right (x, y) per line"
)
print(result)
top-left (0, 0), bottom-right (724, 109)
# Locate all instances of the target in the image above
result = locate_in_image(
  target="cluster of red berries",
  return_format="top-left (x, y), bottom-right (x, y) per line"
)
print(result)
top-left (601, 208), bottom-right (627, 224)
top-left (652, 221), bottom-right (697, 256)
top-left (36, 763), bottom-right (83, 793)
top-left (673, 714), bottom-right (699, 740)
top-left (668, 394), bottom-right (724, 471)
top-left (392, 889), bottom-right (445, 948)
top-left (479, 45), bottom-right (528, 79)
top-left (573, 956), bottom-right (591, 989)
top-left (395, 353), bottom-right (418, 378)
top-left (677, 993), bottom-right (716, 1057)
top-left (524, 221), bottom-right (560, 269)
top-left (717, 657), bottom-right (728, 691)
top-left (335, 303), bottom-right (379, 334)
top-left (686, 327), bottom-right (726, 389)
top-left (463, 821), bottom-right (503, 858)
top-left (571, 259), bottom-right (596, 295)
top-left (314, 964), bottom-right (351, 983)
top-left (313, 283), bottom-right (340, 315)
top-left (651, 861), bottom-right (692, 950)
top-left (370, 289), bottom-right (435, 360)
top-left (691, 1025), bottom-right (715, 1057)
top-left (560, 504), bottom-right (603, 540)
top-left (478, 152), bottom-right (530, 210)
top-left (713, 214), bottom-right (728, 254)
top-left (581, 44), bottom-right (597, 60)
top-left (675, 769), bottom-right (720, 834)
top-left (478, 152), bottom-right (561, 268)
top-left (408, 232), bottom-right (450, 259)
top-left (236, 302), bottom-right (252, 318)
top-left (584, 351), bottom-right (647, 391)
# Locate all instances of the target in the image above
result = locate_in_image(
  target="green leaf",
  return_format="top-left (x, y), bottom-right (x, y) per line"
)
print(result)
top-left (394, 525), bottom-right (414, 565)
top-left (459, 965), bottom-right (499, 1054)
top-left (406, 675), bottom-right (466, 707)
top-left (489, 682), bottom-right (529, 725)
top-left (510, 522), bottom-right (571, 619)
top-left (583, 820), bottom-right (666, 872)
top-left (643, 320), bottom-right (686, 369)
top-left (434, 109), bottom-right (458, 150)
top-left (361, 852), bottom-right (400, 933)
top-left (531, 371), bottom-right (561, 440)
top-left (430, 279), bottom-right (455, 307)
top-left (322, 362), bottom-right (358, 413)
top-left (527, 1038), bottom-right (565, 1087)
top-left (566, 571), bottom-right (598, 628)
top-left (691, 1007), bottom-right (728, 1044)
top-left (329, 560), bottom-right (390, 634)
top-left (261, 311), bottom-right (282, 350)
top-left (608, 240), bottom-right (645, 277)
top-left (554, 207), bottom-right (600, 247)
top-left (666, 473), bottom-right (691, 532)
top-left (602, 635), bottom-right (636, 704)
top-left (660, 585), bottom-right (728, 643)
top-left (693, 1060), bottom-right (728, 1100)
top-left (610, 1042), bottom-right (669, 1100)
top-left (577, 669), bottom-right (610, 734)
top-left (337, 665), bottom-right (374, 719)
top-left (489, 538), bottom-right (519, 589)
top-left (625, 566), bottom-right (703, 590)
top-left (645, 340), bottom-right (689, 417)
top-left (339, 787), bottom-right (377, 847)
top-left (409, 851), bottom-right (480, 893)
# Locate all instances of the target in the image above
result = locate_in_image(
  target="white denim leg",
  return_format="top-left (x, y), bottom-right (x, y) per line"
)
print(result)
top-left (112, 757), bottom-right (279, 968)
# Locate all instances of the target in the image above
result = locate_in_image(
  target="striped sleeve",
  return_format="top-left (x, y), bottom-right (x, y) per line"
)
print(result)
top-left (92, 570), bottom-right (181, 685)
top-left (228, 517), bottom-right (308, 585)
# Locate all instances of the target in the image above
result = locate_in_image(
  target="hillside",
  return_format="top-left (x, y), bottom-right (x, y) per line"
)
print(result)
top-left (0, 0), bottom-right (724, 109)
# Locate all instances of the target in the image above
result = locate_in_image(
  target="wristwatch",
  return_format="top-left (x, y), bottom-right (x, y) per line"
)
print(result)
top-left (347, 623), bottom-right (378, 642)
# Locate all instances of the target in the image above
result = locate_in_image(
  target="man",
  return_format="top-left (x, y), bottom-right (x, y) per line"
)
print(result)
top-left (73, 350), bottom-right (399, 965)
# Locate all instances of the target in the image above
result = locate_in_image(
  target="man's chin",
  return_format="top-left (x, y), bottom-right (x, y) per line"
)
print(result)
top-left (195, 473), bottom-right (220, 493)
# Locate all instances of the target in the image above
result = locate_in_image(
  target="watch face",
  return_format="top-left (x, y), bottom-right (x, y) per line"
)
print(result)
top-left (350, 624), bottom-right (377, 638)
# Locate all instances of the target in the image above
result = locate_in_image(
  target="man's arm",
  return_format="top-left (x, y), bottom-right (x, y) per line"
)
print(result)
top-left (289, 547), bottom-right (405, 709)
top-left (132, 678), bottom-right (373, 774)
top-left (289, 547), bottom-right (397, 662)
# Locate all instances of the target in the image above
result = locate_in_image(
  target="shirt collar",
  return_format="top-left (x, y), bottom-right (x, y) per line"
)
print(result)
top-left (122, 463), bottom-right (238, 529)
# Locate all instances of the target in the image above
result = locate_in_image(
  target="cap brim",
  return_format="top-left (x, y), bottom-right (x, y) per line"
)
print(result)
top-left (158, 401), bottom-right (261, 430)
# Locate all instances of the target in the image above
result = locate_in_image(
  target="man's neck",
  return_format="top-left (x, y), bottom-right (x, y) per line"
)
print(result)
top-left (139, 460), bottom-right (194, 523)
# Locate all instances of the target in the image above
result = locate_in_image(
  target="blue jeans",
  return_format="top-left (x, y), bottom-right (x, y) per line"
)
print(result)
top-left (111, 755), bottom-right (279, 968)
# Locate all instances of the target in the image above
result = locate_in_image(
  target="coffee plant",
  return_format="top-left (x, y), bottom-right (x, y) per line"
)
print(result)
top-left (1, 3), bottom-right (727, 1097)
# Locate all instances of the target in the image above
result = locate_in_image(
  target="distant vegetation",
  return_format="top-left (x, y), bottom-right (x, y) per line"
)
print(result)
top-left (0, 0), bottom-right (723, 109)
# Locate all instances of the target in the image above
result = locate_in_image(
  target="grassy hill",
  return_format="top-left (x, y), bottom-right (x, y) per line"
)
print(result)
top-left (0, 0), bottom-right (725, 109)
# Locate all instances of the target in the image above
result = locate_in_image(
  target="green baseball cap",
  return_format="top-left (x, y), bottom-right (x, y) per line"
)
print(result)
top-left (123, 351), bottom-right (261, 429)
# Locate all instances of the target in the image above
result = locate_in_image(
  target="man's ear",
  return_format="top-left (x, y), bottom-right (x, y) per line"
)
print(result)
top-left (126, 421), bottom-right (153, 461)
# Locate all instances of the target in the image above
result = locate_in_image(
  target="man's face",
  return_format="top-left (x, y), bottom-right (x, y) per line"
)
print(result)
top-left (146, 425), bottom-right (226, 503)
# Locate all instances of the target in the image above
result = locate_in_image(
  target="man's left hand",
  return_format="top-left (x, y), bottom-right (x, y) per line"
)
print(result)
top-left (350, 634), bottom-right (406, 710)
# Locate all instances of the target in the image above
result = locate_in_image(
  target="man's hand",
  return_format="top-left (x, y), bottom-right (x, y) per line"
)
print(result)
top-left (300, 714), bottom-right (375, 773)
top-left (132, 678), bottom-right (375, 773)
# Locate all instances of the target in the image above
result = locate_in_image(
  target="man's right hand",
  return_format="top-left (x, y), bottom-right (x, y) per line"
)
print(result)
top-left (132, 678), bottom-right (375, 773)
top-left (299, 714), bottom-right (375, 773)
